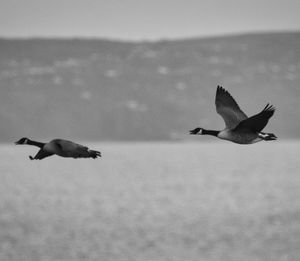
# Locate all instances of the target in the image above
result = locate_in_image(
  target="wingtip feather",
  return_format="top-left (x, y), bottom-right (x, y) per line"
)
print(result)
top-left (217, 85), bottom-right (225, 93)
top-left (263, 103), bottom-right (276, 112)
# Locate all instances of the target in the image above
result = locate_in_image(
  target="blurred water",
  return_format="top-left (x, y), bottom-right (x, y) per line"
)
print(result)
top-left (0, 141), bottom-right (299, 261)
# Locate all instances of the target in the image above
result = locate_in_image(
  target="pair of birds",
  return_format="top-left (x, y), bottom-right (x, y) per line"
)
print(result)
top-left (15, 86), bottom-right (276, 160)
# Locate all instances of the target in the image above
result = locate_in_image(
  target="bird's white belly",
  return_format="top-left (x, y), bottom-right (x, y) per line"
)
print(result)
top-left (217, 130), bottom-right (262, 144)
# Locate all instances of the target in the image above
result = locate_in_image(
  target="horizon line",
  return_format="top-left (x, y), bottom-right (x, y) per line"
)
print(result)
top-left (0, 29), bottom-right (299, 43)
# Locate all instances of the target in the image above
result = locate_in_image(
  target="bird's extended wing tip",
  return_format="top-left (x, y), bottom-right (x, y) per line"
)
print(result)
top-left (263, 103), bottom-right (276, 112)
top-left (217, 85), bottom-right (225, 92)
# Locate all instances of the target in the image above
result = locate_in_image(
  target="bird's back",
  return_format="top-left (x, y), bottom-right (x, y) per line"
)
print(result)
top-left (45, 139), bottom-right (88, 157)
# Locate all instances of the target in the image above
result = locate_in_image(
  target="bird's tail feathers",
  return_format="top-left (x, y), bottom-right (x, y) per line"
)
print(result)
top-left (88, 150), bottom-right (101, 159)
top-left (258, 132), bottom-right (277, 141)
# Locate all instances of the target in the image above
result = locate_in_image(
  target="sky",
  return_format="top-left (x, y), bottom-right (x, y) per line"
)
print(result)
top-left (0, 0), bottom-right (300, 40)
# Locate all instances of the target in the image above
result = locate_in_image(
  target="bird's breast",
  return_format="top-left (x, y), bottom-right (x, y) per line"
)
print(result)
top-left (44, 142), bottom-right (63, 154)
top-left (217, 130), bottom-right (261, 144)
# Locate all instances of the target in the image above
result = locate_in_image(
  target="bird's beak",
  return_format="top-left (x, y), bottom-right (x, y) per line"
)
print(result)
top-left (189, 128), bottom-right (200, 135)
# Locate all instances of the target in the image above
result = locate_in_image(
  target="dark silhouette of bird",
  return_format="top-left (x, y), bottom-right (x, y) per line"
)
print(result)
top-left (190, 86), bottom-right (277, 144)
top-left (15, 137), bottom-right (101, 160)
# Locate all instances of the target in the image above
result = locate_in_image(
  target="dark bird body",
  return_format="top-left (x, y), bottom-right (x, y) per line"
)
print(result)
top-left (15, 138), bottom-right (101, 160)
top-left (190, 86), bottom-right (277, 144)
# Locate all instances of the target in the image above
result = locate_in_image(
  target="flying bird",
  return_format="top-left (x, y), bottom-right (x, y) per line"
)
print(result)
top-left (15, 138), bottom-right (101, 160)
top-left (190, 86), bottom-right (277, 144)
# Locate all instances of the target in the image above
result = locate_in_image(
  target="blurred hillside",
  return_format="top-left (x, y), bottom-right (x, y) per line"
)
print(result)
top-left (0, 32), bottom-right (299, 142)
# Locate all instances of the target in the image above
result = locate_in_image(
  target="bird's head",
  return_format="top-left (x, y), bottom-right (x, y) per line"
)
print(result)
top-left (189, 127), bottom-right (204, 135)
top-left (15, 137), bottom-right (30, 145)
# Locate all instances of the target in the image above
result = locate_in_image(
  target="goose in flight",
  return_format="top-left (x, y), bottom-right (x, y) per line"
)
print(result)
top-left (190, 86), bottom-right (277, 144)
top-left (15, 138), bottom-right (101, 160)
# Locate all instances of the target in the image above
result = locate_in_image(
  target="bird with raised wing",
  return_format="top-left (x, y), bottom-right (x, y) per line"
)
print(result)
top-left (15, 138), bottom-right (101, 160)
top-left (190, 86), bottom-right (277, 144)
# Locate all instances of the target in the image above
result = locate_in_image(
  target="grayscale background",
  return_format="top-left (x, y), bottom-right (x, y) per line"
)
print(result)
top-left (0, 0), bottom-right (299, 260)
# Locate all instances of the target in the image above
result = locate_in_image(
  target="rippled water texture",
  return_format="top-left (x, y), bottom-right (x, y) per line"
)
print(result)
top-left (0, 141), bottom-right (299, 261)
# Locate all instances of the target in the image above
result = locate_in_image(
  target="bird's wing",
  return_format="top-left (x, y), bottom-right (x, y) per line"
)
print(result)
top-left (56, 139), bottom-right (92, 157)
top-left (215, 86), bottom-right (248, 129)
top-left (234, 104), bottom-right (275, 132)
top-left (57, 140), bottom-right (88, 153)
top-left (30, 149), bottom-right (54, 160)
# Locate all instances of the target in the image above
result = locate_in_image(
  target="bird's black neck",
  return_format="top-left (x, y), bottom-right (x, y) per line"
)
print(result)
top-left (27, 139), bottom-right (46, 148)
top-left (202, 129), bottom-right (220, 137)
